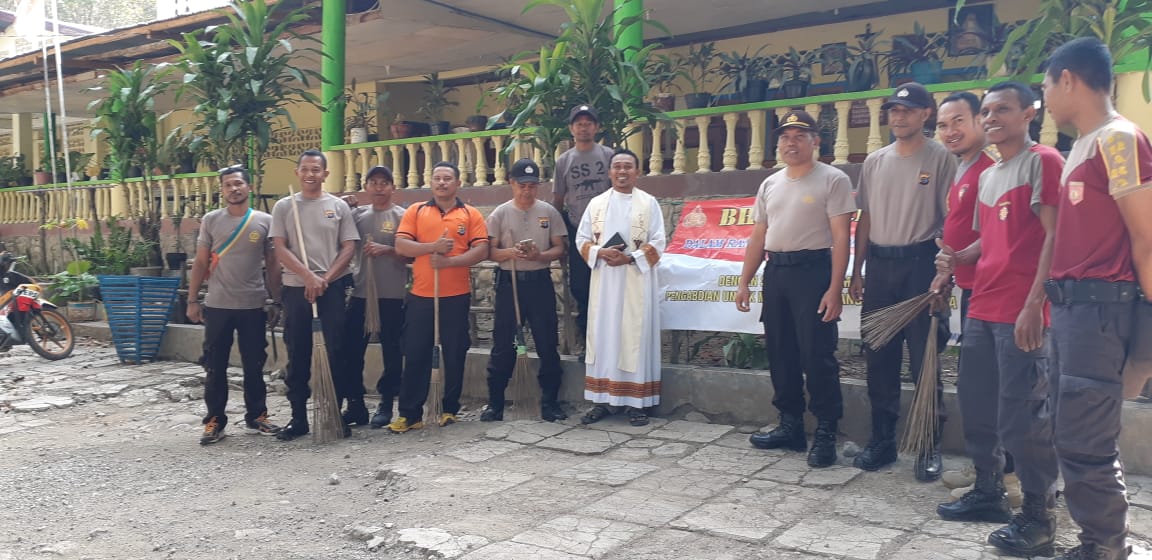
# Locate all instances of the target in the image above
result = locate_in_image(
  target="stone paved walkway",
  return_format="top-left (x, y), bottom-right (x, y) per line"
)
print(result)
top-left (2, 343), bottom-right (1152, 559)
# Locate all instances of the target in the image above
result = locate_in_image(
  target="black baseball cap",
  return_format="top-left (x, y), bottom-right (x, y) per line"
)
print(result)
top-left (774, 110), bottom-right (818, 133)
top-left (509, 159), bottom-right (542, 183)
top-left (881, 82), bottom-right (935, 110)
top-left (568, 104), bottom-right (599, 123)
top-left (365, 165), bottom-right (392, 181)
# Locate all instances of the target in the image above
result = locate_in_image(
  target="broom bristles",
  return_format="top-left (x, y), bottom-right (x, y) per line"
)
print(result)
top-left (900, 316), bottom-right (941, 457)
top-left (310, 320), bottom-right (344, 443)
top-left (425, 366), bottom-right (444, 428)
top-left (363, 261), bottom-right (380, 336)
top-left (507, 331), bottom-right (539, 420)
top-left (861, 291), bottom-right (936, 350)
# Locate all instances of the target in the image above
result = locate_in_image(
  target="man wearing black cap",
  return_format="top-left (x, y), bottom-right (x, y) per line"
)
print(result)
top-left (553, 105), bottom-right (615, 346)
top-left (342, 165), bottom-right (408, 429)
top-left (482, 159), bottom-right (568, 422)
top-left (736, 110), bottom-right (856, 468)
top-left (849, 82), bottom-right (957, 478)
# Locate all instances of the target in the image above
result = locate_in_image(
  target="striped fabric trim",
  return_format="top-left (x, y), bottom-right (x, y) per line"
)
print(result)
top-left (584, 376), bottom-right (661, 399)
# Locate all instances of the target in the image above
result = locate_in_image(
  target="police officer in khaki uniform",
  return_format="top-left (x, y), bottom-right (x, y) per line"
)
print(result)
top-left (736, 110), bottom-right (856, 468)
top-left (482, 159), bottom-right (568, 421)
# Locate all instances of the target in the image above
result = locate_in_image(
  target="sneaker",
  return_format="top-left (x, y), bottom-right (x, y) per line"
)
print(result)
top-left (387, 417), bottom-right (424, 434)
top-left (369, 402), bottom-right (392, 429)
top-left (341, 399), bottom-right (370, 426)
top-left (200, 417), bottom-right (225, 445)
top-left (245, 413), bottom-right (282, 435)
top-left (439, 413), bottom-right (458, 427)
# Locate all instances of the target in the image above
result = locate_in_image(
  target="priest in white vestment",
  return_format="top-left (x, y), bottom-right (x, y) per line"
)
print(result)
top-left (575, 149), bottom-right (665, 427)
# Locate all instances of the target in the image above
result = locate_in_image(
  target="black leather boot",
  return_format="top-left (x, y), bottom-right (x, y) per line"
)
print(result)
top-left (854, 413), bottom-right (898, 471)
top-left (276, 402), bottom-right (310, 441)
top-left (936, 468), bottom-right (1012, 523)
top-left (341, 398), bottom-right (370, 426)
top-left (987, 492), bottom-right (1057, 557)
top-left (749, 413), bottom-right (807, 452)
top-left (807, 419), bottom-right (838, 468)
top-left (915, 419), bottom-right (944, 482)
top-left (1050, 543), bottom-right (1131, 559)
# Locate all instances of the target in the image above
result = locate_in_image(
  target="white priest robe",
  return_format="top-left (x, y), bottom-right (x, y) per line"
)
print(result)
top-left (575, 187), bottom-right (665, 408)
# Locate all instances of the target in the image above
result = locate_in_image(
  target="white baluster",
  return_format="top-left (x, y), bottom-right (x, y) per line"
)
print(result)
top-left (722, 112), bottom-right (739, 171)
top-left (694, 115), bottom-right (712, 174)
top-left (833, 101), bottom-right (851, 164)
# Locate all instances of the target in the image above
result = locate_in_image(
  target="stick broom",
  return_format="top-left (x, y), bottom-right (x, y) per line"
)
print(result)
top-left (424, 267), bottom-right (445, 429)
top-left (508, 260), bottom-right (539, 420)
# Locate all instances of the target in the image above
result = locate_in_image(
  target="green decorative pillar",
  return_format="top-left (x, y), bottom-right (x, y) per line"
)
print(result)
top-left (320, 0), bottom-right (347, 192)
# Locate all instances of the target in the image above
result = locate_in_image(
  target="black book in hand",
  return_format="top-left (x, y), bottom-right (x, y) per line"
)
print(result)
top-left (604, 232), bottom-right (627, 249)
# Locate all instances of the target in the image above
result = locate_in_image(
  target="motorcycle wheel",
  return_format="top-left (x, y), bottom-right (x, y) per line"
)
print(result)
top-left (21, 308), bottom-right (74, 360)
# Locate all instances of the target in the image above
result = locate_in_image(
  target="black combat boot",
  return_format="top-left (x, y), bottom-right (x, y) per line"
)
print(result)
top-left (936, 468), bottom-right (1012, 523)
top-left (341, 397), bottom-right (370, 426)
top-left (915, 419), bottom-right (944, 482)
top-left (1050, 543), bottom-right (1131, 560)
top-left (807, 419), bottom-right (838, 468)
top-left (987, 491), bottom-right (1057, 557)
top-left (276, 401), bottom-right (310, 441)
top-left (854, 413), bottom-right (898, 471)
top-left (749, 413), bottom-right (807, 452)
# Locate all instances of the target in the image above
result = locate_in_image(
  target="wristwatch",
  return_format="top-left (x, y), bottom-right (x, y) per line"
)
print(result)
top-left (627, 254), bottom-right (636, 264)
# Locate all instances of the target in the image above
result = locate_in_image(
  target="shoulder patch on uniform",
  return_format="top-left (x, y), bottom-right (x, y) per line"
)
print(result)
top-left (1099, 128), bottom-right (1142, 197)
top-left (248, 231), bottom-right (260, 243)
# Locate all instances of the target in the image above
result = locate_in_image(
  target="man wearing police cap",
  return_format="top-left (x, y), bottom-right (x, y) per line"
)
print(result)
top-left (553, 105), bottom-right (615, 346)
top-left (849, 82), bottom-right (957, 478)
top-left (482, 159), bottom-right (568, 421)
top-left (737, 110), bottom-right (856, 468)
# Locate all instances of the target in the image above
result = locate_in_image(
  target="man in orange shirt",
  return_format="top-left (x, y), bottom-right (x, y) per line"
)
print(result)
top-left (388, 161), bottom-right (489, 432)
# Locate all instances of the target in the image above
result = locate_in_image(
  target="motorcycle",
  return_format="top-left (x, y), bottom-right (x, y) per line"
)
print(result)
top-left (0, 252), bottom-right (75, 360)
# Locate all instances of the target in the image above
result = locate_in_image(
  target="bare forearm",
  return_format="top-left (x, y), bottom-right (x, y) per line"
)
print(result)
top-left (274, 243), bottom-right (311, 278)
top-left (1133, 238), bottom-right (1152, 299)
top-left (830, 242), bottom-right (849, 290)
top-left (740, 234), bottom-right (765, 287)
top-left (1026, 233), bottom-right (1055, 308)
top-left (187, 264), bottom-right (208, 300)
top-left (265, 251), bottom-right (283, 301)
top-left (395, 237), bottom-right (435, 258)
top-left (325, 242), bottom-right (356, 281)
top-left (452, 243), bottom-right (490, 267)
top-left (538, 245), bottom-right (565, 263)
top-left (956, 239), bottom-right (983, 265)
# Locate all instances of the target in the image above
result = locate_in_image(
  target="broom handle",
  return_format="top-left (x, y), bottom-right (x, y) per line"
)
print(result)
top-left (287, 184), bottom-right (319, 317)
top-left (433, 267), bottom-right (440, 347)
top-left (510, 259), bottom-right (523, 326)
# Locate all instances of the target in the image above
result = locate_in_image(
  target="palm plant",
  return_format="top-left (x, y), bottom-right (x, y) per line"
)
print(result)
top-left (958, 0), bottom-right (1152, 100)
top-left (171, 0), bottom-right (326, 196)
top-left (86, 61), bottom-right (174, 265)
top-left (492, 0), bottom-right (670, 160)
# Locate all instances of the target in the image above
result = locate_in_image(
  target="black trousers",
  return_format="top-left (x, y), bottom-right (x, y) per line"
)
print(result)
top-left (862, 253), bottom-right (949, 422)
top-left (396, 293), bottom-right (471, 421)
top-left (282, 275), bottom-right (352, 407)
top-left (760, 257), bottom-right (843, 420)
top-left (564, 214), bottom-right (590, 337)
top-left (485, 271), bottom-right (564, 405)
top-left (344, 296), bottom-right (405, 401)
top-left (201, 306), bottom-right (268, 426)
top-left (1051, 301), bottom-right (1136, 552)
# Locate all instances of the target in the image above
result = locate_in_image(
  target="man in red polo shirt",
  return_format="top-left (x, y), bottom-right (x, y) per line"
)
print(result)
top-left (1038, 38), bottom-right (1152, 560)
top-left (933, 82), bottom-right (1063, 557)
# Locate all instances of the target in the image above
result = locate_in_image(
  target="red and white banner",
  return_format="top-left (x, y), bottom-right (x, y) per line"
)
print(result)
top-left (658, 197), bottom-right (961, 340)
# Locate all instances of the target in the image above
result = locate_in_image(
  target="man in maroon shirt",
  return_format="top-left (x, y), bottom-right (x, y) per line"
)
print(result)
top-left (935, 92), bottom-right (1022, 500)
top-left (933, 82), bottom-right (1063, 557)
top-left (1041, 38), bottom-right (1152, 560)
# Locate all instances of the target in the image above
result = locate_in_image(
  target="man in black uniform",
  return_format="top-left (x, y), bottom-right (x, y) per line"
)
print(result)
top-left (736, 111), bottom-right (856, 468)
top-left (849, 83), bottom-right (957, 479)
top-left (482, 159), bottom-right (568, 421)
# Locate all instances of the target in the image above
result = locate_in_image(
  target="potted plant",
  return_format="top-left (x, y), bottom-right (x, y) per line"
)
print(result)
top-left (50, 260), bottom-right (100, 322)
top-left (843, 24), bottom-right (886, 92)
top-left (418, 72), bottom-right (459, 135)
top-left (778, 47), bottom-right (824, 99)
top-left (884, 22), bottom-right (948, 85)
top-left (390, 113), bottom-right (414, 139)
top-left (343, 79), bottom-right (388, 144)
top-left (0, 154), bottom-right (27, 187)
top-left (466, 78), bottom-right (492, 131)
top-left (645, 53), bottom-right (687, 111)
top-left (680, 41), bottom-right (718, 109)
top-left (717, 46), bottom-right (770, 103)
